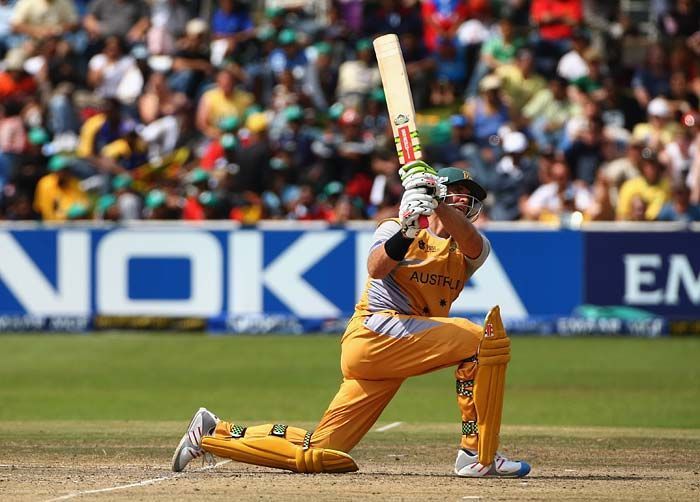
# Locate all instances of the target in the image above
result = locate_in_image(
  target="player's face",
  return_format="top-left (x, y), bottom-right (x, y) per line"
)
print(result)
top-left (444, 184), bottom-right (483, 222)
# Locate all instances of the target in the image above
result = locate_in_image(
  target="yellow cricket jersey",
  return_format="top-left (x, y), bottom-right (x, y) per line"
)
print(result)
top-left (355, 219), bottom-right (491, 318)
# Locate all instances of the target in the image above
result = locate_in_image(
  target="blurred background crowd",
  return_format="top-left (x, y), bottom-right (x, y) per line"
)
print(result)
top-left (0, 0), bottom-right (698, 225)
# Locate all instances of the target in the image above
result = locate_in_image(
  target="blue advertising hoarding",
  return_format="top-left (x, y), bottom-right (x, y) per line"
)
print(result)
top-left (0, 225), bottom-right (695, 335)
top-left (585, 231), bottom-right (700, 317)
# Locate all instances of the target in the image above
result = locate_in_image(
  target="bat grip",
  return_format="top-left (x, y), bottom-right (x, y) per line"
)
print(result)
top-left (419, 215), bottom-right (429, 228)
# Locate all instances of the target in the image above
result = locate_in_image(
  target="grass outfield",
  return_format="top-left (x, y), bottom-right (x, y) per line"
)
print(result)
top-left (0, 334), bottom-right (698, 428)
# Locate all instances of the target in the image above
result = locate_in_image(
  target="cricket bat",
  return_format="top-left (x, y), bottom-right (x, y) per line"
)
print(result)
top-left (373, 33), bottom-right (428, 228)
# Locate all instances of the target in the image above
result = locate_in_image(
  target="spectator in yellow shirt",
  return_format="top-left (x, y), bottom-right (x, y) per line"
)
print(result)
top-left (33, 155), bottom-right (88, 221)
top-left (616, 153), bottom-right (671, 220)
top-left (196, 65), bottom-right (253, 139)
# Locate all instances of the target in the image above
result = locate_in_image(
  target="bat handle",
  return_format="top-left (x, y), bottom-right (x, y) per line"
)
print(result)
top-left (419, 215), bottom-right (429, 229)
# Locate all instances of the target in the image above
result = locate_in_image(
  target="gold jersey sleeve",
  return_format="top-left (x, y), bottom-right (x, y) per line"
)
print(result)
top-left (355, 219), bottom-right (490, 317)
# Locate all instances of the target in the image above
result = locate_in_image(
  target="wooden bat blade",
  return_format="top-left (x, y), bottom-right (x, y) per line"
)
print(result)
top-left (373, 34), bottom-right (422, 165)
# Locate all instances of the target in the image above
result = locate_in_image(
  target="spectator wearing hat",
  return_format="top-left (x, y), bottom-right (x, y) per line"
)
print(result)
top-left (361, 88), bottom-right (389, 138)
top-left (484, 131), bottom-right (540, 220)
top-left (10, 0), bottom-right (78, 41)
top-left (83, 0), bottom-right (150, 44)
top-left (232, 112), bottom-right (270, 194)
top-left (617, 151), bottom-right (671, 220)
top-left (336, 38), bottom-right (380, 107)
top-left (632, 97), bottom-right (681, 149)
top-left (496, 48), bottom-right (546, 113)
top-left (303, 41), bottom-right (339, 110)
top-left (463, 74), bottom-right (511, 147)
top-left (169, 18), bottom-right (214, 98)
top-left (33, 155), bottom-right (88, 220)
top-left (182, 169), bottom-right (210, 220)
top-left (268, 28), bottom-right (308, 79)
top-left (196, 64), bottom-right (253, 139)
top-left (111, 173), bottom-right (141, 220)
top-left (143, 188), bottom-right (180, 219)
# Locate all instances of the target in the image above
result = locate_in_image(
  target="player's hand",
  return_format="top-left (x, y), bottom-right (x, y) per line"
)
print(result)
top-left (403, 172), bottom-right (448, 201)
top-left (399, 188), bottom-right (436, 238)
top-left (398, 160), bottom-right (437, 183)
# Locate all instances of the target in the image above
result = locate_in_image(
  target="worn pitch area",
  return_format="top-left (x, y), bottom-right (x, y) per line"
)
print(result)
top-left (2, 422), bottom-right (699, 501)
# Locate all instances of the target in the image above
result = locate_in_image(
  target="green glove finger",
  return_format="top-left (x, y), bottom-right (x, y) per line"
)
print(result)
top-left (398, 160), bottom-right (437, 180)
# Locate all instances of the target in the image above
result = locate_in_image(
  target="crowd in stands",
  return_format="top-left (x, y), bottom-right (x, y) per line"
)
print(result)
top-left (0, 0), bottom-right (698, 225)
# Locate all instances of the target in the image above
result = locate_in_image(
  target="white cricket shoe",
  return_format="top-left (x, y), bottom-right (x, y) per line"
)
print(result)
top-left (454, 448), bottom-right (531, 478)
top-left (171, 407), bottom-right (220, 472)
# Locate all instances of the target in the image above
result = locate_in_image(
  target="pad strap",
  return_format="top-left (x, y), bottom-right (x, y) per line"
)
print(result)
top-left (462, 420), bottom-right (478, 436)
top-left (456, 379), bottom-right (474, 397)
top-left (270, 424), bottom-right (288, 438)
top-left (231, 424), bottom-right (247, 439)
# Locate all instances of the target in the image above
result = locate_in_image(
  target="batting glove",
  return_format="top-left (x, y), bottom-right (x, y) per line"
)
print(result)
top-left (398, 160), bottom-right (437, 183)
top-left (399, 188), bottom-right (436, 238)
top-left (403, 172), bottom-right (448, 201)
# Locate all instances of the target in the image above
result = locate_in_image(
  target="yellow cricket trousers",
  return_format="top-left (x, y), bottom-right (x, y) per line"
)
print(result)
top-left (208, 312), bottom-right (484, 452)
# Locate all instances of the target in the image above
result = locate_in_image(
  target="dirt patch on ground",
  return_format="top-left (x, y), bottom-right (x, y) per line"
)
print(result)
top-left (2, 423), bottom-right (699, 501)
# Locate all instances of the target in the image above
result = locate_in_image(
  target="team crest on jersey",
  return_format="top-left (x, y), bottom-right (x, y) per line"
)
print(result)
top-left (418, 240), bottom-right (437, 253)
top-left (394, 113), bottom-right (409, 126)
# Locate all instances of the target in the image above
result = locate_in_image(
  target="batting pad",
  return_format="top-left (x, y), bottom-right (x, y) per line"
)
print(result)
top-left (474, 305), bottom-right (511, 466)
top-left (201, 435), bottom-right (358, 474)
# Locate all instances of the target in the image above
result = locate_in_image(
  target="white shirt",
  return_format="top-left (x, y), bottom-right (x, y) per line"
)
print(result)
top-left (557, 50), bottom-right (588, 82)
top-left (88, 54), bottom-right (139, 99)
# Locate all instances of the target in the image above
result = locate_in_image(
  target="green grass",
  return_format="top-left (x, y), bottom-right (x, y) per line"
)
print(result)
top-left (0, 335), bottom-right (698, 428)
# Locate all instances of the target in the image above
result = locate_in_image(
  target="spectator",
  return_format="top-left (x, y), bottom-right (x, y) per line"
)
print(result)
top-left (496, 48), bottom-right (547, 113)
top-left (0, 48), bottom-right (36, 101)
top-left (83, 0), bottom-right (150, 44)
top-left (523, 76), bottom-right (574, 149)
top-left (33, 155), bottom-right (87, 220)
top-left (303, 41), bottom-right (339, 110)
top-left (632, 97), bottom-right (682, 149)
top-left (656, 182), bottom-right (700, 221)
top-left (421, 0), bottom-right (469, 52)
top-left (464, 74), bottom-right (510, 147)
top-left (210, 0), bottom-right (255, 66)
top-left (530, 0), bottom-right (583, 77)
top-left (617, 152), bottom-right (671, 220)
top-left (87, 36), bottom-right (142, 102)
top-left (484, 131), bottom-right (540, 220)
top-left (147, 0), bottom-right (190, 56)
top-left (169, 17), bottom-right (214, 98)
top-left (523, 158), bottom-right (592, 222)
top-left (336, 38), bottom-right (379, 107)
top-left (196, 64), bottom-right (253, 139)
top-left (631, 44), bottom-right (671, 109)
top-left (112, 173), bottom-right (140, 220)
top-left (467, 16), bottom-right (524, 97)
top-left (10, 0), bottom-right (78, 41)
top-left (430, 36), bottom-right (467, 105)
top-left (556, 27), bottom-right (591, 82)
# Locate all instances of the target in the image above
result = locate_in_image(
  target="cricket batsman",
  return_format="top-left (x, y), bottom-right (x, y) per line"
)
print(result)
top-left (172, 160), bottom-right (531, 478)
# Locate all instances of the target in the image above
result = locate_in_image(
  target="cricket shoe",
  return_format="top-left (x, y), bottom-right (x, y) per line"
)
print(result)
top-left (454, 448), bottom-right (531, 478)
top-left (171, 407), bottom-right (220, 472)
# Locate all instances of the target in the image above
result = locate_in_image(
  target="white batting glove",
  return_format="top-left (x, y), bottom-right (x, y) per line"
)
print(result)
top-left (399, 188), bottom-right (436, 238)
top-left (403, 172), bottom-right (448, 201)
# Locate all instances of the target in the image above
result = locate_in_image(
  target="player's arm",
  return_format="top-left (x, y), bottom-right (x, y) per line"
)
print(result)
top-left (367, 221), bottom-right (405, 279)
top-left (435, 201), bottom-right (484, 259)
top-left (367, 186), bottom-right (435, 278)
